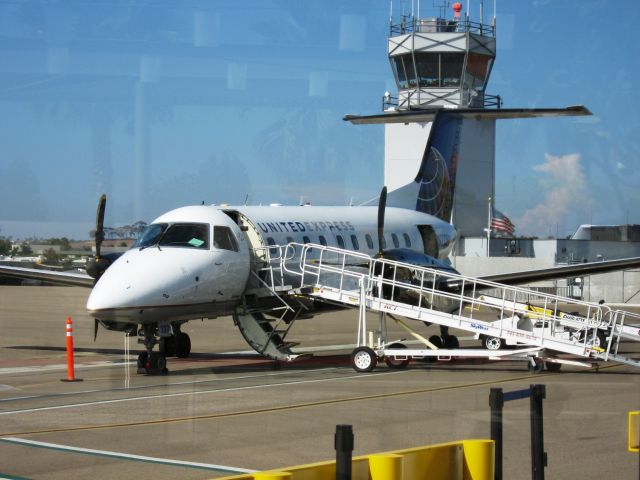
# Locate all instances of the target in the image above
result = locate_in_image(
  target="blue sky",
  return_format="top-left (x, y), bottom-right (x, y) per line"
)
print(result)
top-left (0, 0), bottom-right (638, 239)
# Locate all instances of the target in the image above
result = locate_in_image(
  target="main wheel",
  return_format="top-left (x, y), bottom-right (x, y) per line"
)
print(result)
top-left (351, 347), bottom-right (377, 373)
top-left (483, 335), bottom-right (503, 351)
top-left (175, 332), bottom-right (191, 358)
top-left (163, 335), bottom-right (176, 357)
top-left (421, 335), bottom-right (444, 363)
top-left (443, 335), bottom-right (459, 349)
top-left (545, 362), bottom-right (562, 372)
top-left (384, 343), bottom-right (410, 370)
top-left (527, 358), bottom-right (544, 373)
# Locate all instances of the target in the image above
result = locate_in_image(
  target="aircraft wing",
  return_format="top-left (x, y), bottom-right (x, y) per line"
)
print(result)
top-left (472, 257), bottom-right (640, 287)
top-left (0, 265), bottom-right (94, 288)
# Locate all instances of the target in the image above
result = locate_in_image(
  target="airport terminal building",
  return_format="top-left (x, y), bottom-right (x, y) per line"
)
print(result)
top-left (453, 226), bottom-right (640, 304)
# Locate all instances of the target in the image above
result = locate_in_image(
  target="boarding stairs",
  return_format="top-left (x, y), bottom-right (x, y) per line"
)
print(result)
top-left (257, 243), bottom-right (640, 371)
top-left (233, 245), bottom-right (310, 360)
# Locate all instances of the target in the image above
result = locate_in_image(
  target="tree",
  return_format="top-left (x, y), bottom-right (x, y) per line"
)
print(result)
top-left (0, 237), bottom-right (12, 256)
top-left (43, 248), bottom-right (60, 264)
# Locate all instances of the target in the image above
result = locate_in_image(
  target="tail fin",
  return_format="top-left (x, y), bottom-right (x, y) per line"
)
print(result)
top-left (385, 111), bottom-right (462, 222)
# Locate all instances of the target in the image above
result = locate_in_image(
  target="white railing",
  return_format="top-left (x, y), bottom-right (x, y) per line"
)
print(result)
top-left (272, 243), bottom-right (620, 359)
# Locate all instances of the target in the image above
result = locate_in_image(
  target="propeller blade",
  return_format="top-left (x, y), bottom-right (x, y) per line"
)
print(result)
top-left (94, 318), bottom-right (99, 341)
top-left (95, 194), bottom-right (106, 258)
top-left (86, 194), bottom-right (109, 281)
top-left (377, 186), bottom-right (387, 256)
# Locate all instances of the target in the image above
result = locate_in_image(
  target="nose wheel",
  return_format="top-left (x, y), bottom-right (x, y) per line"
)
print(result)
top-left (136, 324), bottom-right (168, 375)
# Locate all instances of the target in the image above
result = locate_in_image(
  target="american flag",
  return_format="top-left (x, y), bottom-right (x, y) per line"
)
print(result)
top-left (491, 207), bottom-right (515, 236)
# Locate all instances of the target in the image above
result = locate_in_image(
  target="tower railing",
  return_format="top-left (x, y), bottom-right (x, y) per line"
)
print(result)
top-left (390, 15), bottom-right (495, 37)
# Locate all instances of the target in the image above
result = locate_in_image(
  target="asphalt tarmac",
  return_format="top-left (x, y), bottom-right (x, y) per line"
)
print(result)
top-left (0, 285), bottom-right (639, 479)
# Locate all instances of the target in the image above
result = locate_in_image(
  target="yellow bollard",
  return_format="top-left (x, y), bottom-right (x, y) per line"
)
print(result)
top-left (254, 472), bottom-right (292, 480)
top-left (629, 411), bottom-right (639, 452)
top-left (462, 440), bottom-right (494, 480)
top-left (369, 453), bottom-right (403, 480)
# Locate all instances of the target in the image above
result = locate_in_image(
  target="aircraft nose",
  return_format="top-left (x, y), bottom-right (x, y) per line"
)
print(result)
top-left (86, 249), bottom-right (211, 315)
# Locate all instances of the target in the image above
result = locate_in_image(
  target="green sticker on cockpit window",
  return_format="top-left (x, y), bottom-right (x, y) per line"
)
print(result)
top-left (188, 238), bottom-right (205, 247)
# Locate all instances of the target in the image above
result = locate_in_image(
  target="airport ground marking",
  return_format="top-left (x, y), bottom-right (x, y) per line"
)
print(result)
top-left (0, 369), bottom-right (403, 418)
top-left (0, 437), bottom-right (254, 474)
top-left (0, 370), bottom-right (555, 436)
top-left (0, 366), bottom-right (340, 404)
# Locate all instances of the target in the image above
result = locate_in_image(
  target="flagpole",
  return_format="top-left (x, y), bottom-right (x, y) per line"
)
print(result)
top-left (487, 196), bottom-right (492, 258)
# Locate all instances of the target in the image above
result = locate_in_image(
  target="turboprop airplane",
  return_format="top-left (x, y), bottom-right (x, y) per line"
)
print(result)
top-left (2, 107), bottom-right (640, 374)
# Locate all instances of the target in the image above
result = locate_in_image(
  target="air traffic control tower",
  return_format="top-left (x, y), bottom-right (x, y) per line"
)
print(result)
top-left (345, 1), bottom-right (590, 238)
top-left (385, 1), bottom-right (497, 237)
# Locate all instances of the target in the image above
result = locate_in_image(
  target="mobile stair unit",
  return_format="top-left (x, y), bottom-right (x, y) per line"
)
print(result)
top-left (263, 243), bottom-right (640, 373)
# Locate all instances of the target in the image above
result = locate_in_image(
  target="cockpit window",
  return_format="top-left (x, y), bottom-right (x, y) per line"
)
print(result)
top-left (213, 226), bottom-right (239, 252)
top-left (161, 223), bottom-right (210, 248)
top-left (133, 223), bottom-right (210, 249)
top-left (133, 223), bottom-right (167, 249)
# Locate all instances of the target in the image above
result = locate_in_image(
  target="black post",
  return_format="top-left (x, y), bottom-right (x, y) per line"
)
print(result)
top-left (489, 388), bottom-right (504, 480)
top-left (530, 384), bottom-right (547, 480)
top-left (335, 424), bottom-right (354, 480)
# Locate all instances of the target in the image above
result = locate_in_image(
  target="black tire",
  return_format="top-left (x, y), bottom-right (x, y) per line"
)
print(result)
top-left (351, 347), bottom-right (377, 373)
top-left (163, 335), bottom-right (176, 357)
top-left (482, 335), bottom-right (503, 351)
top-left (147, 352), bottom-right (167, 375)
top-left (176, 332), bottom-right (191, 358)
top-left (443, 335), bottom-right (459, 349)
top-left (545, 362), bottom-right (562, 372)
top-left (136, 351), bottom-right (148, 369)
top-left (156, 354), bottom-right (167, 373)
top-left (428, 335), bottom-right (443, 348)
top-left (527, 359), bottom-right (544, 373)
top-left (384, 343), bottom-right (410, 369)
top-left (421, 335), bottom-right (443, 363)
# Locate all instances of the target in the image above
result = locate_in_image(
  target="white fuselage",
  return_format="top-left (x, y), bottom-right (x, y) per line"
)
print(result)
top-left (86, 204), bottom-right (456, 325)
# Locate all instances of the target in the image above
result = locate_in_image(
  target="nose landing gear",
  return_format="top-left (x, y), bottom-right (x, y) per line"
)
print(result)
top-left (135, 323), bottom-right (192, 374)
top-left (136, 323), bottom-right (168, 375)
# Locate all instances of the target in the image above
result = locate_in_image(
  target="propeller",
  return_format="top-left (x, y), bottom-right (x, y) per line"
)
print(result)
top-left (85, 194), bottom-right (108, 342)
top-left (94, 194), bottom-right (106, 259)
top-left (86, 195), bottom-right (110, 281)
top-left (376, 186), bottom-right (387, 257)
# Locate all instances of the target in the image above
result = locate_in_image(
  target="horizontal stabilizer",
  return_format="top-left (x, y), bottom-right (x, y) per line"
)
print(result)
top-left (344, 105), bottom-right (592, 125)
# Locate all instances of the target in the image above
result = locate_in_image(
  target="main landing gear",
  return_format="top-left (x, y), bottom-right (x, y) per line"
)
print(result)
top-left (136, 322), bottom-right (192, 375)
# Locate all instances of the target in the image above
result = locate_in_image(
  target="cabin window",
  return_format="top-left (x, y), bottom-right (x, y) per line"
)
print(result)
top-left (303, 236), bottom-right (311, 244)
top-left (403, 233), bottom-right (412, 248)
top-left (266, 237), bottom-right (278, 256)
top-left (391, 233), bottom-right (400, 248)
top-left (156, 223), bottom-right (209, 249)
top-left (350, 234), bottom-right (359, 250)
top-left (365, 234), bottom-right (374, 250)
top-left (318, 235), bottom-right (327, 246)
top-left (380, 236), bottom-right (387, 249)
top-left (286, 236), bottom-right (294, 244)
top-left (336, 235), bottom-right (345, 249)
